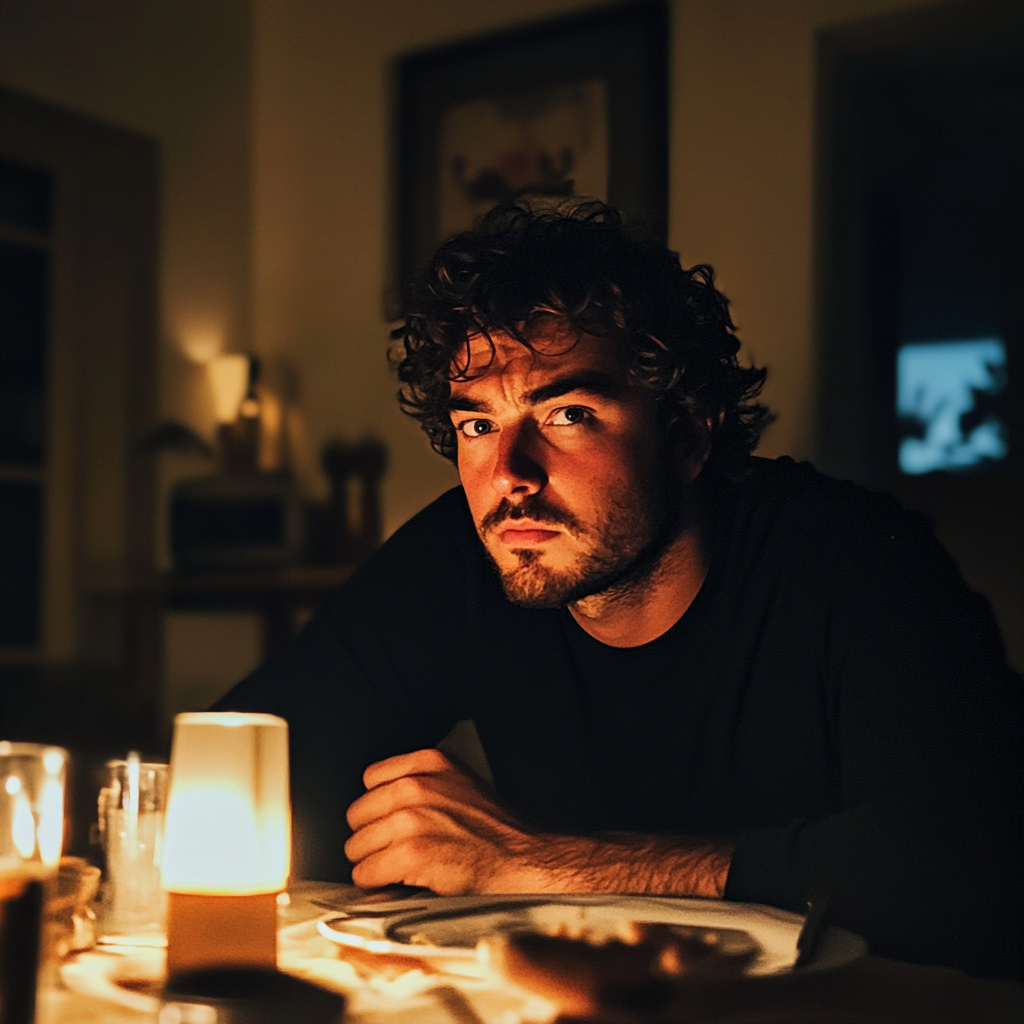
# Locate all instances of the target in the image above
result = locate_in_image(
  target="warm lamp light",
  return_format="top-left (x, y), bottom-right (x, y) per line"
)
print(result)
top-left (208, 354), bottom-right (251, 424)
top-left (162, 713), bottom-right (290, 976)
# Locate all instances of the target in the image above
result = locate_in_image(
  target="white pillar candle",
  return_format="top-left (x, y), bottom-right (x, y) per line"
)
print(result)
top-left (162, 713), bottom-right (290, 975)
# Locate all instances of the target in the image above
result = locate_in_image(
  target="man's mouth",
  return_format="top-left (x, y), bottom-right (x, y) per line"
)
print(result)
top-left (497, 524), bottom-right (562, 545)
top-left (481, 496), bottom-right (583, 541)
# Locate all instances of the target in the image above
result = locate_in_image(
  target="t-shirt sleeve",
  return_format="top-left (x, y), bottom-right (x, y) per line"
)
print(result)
top-left (725, 507), bottom-right (1023, 979)
top-left (212, 490), bottom-right (473, 882)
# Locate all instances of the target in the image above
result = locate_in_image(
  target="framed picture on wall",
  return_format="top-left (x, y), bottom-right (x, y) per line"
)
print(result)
top-left (392, 0), bottom-right (668, 315)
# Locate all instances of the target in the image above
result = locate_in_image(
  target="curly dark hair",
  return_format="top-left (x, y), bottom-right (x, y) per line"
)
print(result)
top-left (392, 198), bottom-right (771, 478)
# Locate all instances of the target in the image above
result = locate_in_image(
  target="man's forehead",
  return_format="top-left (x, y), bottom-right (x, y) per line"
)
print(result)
top-left (451, 328), bottom-right (623, 383)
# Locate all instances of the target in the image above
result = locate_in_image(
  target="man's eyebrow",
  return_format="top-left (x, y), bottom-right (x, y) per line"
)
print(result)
top-left (446, 370), bottom-right (624, 415)
top-left (523, 371), bottom-right (625, 406)
top-left (447, 395), bottom-right (492, 414)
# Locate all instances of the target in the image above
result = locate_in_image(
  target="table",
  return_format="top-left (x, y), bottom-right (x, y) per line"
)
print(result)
top-left (41, 884), bottom-right (1024, 1024)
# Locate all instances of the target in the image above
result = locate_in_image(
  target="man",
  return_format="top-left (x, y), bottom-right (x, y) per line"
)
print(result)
top-left (217, 200), bottom-right (1022, 979)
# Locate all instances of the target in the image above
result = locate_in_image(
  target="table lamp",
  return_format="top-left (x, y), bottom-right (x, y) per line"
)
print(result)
top-left (208, 353), bottom-right (250, 426)
top-left (208, 353), bottom-right (262, 474)
top-left (161, 713), bottom-right (290, 976)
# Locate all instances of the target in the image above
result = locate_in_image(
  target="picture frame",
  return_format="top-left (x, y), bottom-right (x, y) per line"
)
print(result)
top-left (393, 1), bottom-right (668, 314)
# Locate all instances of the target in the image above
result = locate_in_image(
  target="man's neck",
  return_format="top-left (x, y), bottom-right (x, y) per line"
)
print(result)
top-left (567, 494), bottom-right (710, 648)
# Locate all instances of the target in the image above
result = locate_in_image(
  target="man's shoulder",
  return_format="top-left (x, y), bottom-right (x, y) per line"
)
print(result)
top-left (728, 456), bottom-right (935, 556)
top-left (319, 485), bottom-right (486, 622)
top-left (391, 484), bottom-right (475, 542)
top-left (349, 484), bottom-right (484, 586)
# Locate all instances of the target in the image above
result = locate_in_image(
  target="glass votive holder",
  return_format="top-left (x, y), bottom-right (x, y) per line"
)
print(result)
top-left (0, 741), bottom-right (67, 1022)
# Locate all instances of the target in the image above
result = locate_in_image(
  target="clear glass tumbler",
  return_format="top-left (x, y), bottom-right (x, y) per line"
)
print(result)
top-left (96, 756), bottom-right (168, 944)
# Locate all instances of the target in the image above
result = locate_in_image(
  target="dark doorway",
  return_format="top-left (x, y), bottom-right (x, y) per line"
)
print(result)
top-left (815, 0), bottom-right (1024, 669)
top-left (0, 86), bottom-right (160, 852)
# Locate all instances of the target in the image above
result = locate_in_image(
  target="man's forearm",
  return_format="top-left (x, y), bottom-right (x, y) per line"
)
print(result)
top-left (497, 832), bottom-right (734, 898)
top-left (346, 751), bottom-right (734, 897)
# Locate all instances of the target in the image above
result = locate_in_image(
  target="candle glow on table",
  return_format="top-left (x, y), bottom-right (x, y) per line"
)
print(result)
top-left (161, 712), bottom-right (290, 974)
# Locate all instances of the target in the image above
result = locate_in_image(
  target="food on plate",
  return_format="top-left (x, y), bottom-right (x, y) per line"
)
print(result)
top-left (490, 921), bottom-right (758, 1018)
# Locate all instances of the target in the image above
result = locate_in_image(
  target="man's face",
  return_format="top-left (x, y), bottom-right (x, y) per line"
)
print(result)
top-left (449, 326), bottom-right (682, 608)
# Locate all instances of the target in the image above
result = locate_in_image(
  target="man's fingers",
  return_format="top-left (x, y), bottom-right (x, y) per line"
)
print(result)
top-left (349, 834), bottom-right (474, 894)
top-left (345, 748), bottom-right (529, 894)
top-left (345, 807), bottom-right (425, 863)
top-left (350, 847), bottom-right (402, 889)
top-left (349, 836), bottom-right (440, 890)
top-left (349, 752), bottom-right (509, 835)
top-left (347, 771), bottom-right (446, 830)
top-left (362, 748), bottom-right (453, 790)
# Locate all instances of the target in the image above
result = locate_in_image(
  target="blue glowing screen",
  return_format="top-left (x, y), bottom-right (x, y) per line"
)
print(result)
top-left (897, 337), bottom-right (1008, 475)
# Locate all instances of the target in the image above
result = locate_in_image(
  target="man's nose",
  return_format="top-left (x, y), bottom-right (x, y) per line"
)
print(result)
top-left (491, 422), bottom-right (547, 497)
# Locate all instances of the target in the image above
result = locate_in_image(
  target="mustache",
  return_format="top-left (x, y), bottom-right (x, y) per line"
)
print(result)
top-left (481, 494), bottom-right (584, 535)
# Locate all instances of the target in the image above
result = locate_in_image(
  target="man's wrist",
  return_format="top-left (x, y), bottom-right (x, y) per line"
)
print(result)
top-left (493, 832), bottom-right (734, 898)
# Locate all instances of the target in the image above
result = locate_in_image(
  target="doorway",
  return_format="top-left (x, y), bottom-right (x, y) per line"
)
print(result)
top-left (815, 0), bottom-right (1024, 669)
top-left (0, 86), bottom-right (161, 839)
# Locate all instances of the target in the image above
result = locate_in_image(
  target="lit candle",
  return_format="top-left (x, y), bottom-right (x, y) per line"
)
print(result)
top-left (161, 713), bottom-right (290, 976)
top-left (0, 743), bottom-right (66, 873)
top-left (125, 750), bottom-right (140, 865)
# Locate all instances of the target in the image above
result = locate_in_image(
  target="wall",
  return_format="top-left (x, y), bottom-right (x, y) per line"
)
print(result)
top-left (253, 0), bottom-right (937, 537)
top-left (0, 0), bottom-right (254, 564)
top-left (0, 0), bottom-right (942, 540)
top-left (0, 0), bottom-right (253, 404)
top-left (670, 0), bottom-right (933, 461)
top-left (0, 0), bottom-right (255, 714)
top-left (1, 0), bottom-right (950, 707)
top-left (251, 0), bottom-right (614, 535)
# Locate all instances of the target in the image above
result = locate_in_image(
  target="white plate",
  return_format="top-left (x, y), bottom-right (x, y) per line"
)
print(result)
top-left (316, 894), bottom-right (866, 977)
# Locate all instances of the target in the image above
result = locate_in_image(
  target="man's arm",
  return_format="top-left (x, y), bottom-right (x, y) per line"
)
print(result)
top-left (212, 489), bottom-right (477, 881)
top-left (345, 748), bottom-right (733, 897)
top-left (726, 507), bottom-right (1024, 981)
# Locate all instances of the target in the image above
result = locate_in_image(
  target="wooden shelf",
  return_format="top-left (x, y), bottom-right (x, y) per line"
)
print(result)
top-left (83, 564), bottom-right (355, 597)
top-left (82, 564), bottom-right (357, 654)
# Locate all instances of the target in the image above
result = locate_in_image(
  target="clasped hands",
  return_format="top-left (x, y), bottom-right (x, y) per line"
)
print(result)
top-left (344, 748), bottom-right (552, 893)
top-left (344, 749), bottom-right (733, 897)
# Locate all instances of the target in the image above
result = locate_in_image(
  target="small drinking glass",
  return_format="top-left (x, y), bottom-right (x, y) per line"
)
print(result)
top-left (96, 755), bottom-right (168, 944)
top-left (0, 741), bottom-right (67, 1024)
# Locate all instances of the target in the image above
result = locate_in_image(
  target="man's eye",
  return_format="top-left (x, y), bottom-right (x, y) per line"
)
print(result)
top-left (458, 419), bottom-right (494, 437)
top-left (550, 406), bottom-right (589, 426)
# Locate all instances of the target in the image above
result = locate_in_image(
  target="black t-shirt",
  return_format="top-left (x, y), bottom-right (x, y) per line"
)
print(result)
top-left (217, 457), bottom-right (1023, 978)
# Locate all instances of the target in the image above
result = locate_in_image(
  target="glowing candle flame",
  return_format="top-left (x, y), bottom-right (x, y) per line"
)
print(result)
top-left (38, 778), bottom-right (64, 867)
top-left (12, 790), bottom-right (36, 859)
top-left (127, 751), bottom-right (140, 862)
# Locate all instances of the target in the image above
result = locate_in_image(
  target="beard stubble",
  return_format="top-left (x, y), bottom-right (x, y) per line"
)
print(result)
top-left (479, 481), bottom-right (675, 610)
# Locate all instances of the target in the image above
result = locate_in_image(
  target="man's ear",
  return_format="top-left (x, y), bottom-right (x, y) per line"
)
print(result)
top-left (678, 412), bottom-right (720, 483)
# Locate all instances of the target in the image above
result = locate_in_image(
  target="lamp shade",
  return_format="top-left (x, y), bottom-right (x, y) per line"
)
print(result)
top-left (208, 354), bottom-right (250, 424)
top-left (162, 713), bottom-right (289, 896)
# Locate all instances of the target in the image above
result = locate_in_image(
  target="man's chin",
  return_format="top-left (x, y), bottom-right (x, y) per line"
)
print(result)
top-left (500, 578), bottom-right (572, 610)
top-left (494, 550), bottom-right (580, 609)
top-left (493, 529), bottom-right (672, 610)
top-left (495, 550), bottom-right (618, 610)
